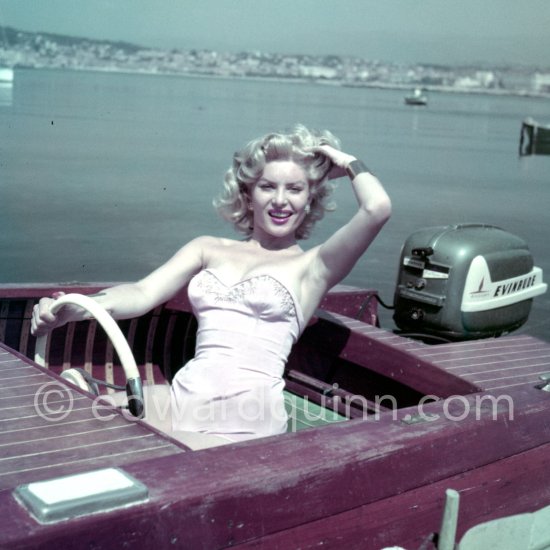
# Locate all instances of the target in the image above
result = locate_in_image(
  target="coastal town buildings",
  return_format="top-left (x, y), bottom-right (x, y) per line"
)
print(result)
top-left (0, 26), bottom-right (548, 97)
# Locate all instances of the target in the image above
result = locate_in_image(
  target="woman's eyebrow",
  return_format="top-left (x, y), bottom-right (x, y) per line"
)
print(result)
top-left (258, 177), bottom-right (306, 185)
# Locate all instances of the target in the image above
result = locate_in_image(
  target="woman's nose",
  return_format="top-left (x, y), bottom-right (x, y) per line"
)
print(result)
top-left (273, 188), bottom-right (287, 206)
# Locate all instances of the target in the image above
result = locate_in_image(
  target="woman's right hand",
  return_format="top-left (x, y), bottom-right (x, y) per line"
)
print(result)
top-left (307, 145), bottom-right (357, 180)
top-left (31, 292), bottom-right (68, 336)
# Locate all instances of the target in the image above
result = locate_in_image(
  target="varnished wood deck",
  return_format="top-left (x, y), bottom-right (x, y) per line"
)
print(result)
top-left (0, 343), bottom-right (185, 491)
top-left (413, 335), bottom-right (550, 391)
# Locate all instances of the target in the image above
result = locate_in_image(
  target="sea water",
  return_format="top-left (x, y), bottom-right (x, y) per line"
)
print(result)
top-left (1, 69), bottom-right (549, 340)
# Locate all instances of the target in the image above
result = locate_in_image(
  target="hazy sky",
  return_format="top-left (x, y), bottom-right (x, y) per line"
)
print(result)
top-left (1, 0), bottom-right (549, 67)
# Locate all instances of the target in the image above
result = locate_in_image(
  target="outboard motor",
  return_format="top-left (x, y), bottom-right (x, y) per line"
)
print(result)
top-left (393, 224), bottom-right (547, 340)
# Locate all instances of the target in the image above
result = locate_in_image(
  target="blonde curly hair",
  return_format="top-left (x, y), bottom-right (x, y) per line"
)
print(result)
top-left (213, 124), bottom-right (340, 240)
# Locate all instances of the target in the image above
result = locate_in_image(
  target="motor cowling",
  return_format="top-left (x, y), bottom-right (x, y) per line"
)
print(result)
top-left (393, 224), bottom-right (547, 340)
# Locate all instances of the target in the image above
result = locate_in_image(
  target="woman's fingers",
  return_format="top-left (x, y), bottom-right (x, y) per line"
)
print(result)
top-left (31, 297), bottom-right (59, 336)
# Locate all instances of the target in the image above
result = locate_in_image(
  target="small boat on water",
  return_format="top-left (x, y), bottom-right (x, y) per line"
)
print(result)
top-left (0, 67), bottom-right (12, 106)
top-left (404, 87), bottom-right (428, 106)
top-left (1, 224), bottom-right (549, 549)
top-left (519, 117), bottom-right (550, 156)
top-left (0, 66), bottom-right (14, 83)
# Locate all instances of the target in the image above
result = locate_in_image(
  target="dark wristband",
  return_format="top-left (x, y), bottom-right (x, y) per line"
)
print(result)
top-left (346, 159), bottom-right (370, 180)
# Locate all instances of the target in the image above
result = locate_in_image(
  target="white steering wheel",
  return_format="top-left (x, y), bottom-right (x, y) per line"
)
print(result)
top-left (34, 293), bottom-right (144, 418)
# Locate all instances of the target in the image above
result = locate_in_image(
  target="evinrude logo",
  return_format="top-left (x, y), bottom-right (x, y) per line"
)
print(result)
top-left (470, 277), bottom-right (490, 298)
top-left (494, 275), bottom-right (537, 297)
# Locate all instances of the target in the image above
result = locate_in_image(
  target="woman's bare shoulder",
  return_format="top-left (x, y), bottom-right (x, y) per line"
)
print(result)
top-left (183, 235), bottom-right (238, 250)
top-left (185, 235), bottom-right (244, 262)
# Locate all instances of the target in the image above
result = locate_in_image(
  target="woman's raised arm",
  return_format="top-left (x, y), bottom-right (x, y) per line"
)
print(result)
top-left (308, 145), bottom-right (392, 291)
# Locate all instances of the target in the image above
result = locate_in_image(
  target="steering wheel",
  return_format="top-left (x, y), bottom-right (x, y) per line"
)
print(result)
top-left (34, 293), bottom-right (144, 418)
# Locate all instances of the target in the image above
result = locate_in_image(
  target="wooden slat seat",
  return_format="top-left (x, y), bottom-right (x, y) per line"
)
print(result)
top-left (0, 297), bottom-right (199, 392)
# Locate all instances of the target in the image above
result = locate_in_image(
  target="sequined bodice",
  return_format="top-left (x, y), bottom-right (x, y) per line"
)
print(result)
top-left (187, 269), bottom-right (303, 373)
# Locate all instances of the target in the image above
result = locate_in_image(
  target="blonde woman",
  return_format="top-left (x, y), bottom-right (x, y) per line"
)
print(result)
top-left (32, 124), bottom-right (391, 447)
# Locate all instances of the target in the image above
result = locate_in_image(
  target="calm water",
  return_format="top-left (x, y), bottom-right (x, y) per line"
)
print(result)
top-left (2, 69), bottom-right (549, 340)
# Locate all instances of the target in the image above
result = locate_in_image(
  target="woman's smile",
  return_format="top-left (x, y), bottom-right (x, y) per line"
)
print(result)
top-left (268, 208), bottom-right (293, 224)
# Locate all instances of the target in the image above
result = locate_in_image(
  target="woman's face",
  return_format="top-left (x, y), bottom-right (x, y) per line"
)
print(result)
top-left (249, 160), bottom-right (311, 242)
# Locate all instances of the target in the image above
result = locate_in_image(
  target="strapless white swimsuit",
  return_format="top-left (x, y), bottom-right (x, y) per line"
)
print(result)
top-left (170, 269), bottom-right (304, 441)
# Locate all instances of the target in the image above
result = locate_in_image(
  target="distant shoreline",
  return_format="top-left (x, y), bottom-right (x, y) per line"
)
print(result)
top-left (12, 65), bottom-right (550, 102)
top-left (3, 25), bottom-right (549, 101)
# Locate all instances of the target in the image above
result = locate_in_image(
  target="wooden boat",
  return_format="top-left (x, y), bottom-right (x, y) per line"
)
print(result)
top-left (0, 285), bottom-right (550, 549)
top-left (519, 117), bottom-right (550, 156)
top-left (404, 88), bottom-right (428, 106)
top-left (2, 270), bottom-right (550, 548)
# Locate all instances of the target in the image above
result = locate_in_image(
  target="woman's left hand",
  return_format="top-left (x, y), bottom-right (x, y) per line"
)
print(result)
top-left (307, 145), bottom-right (357, 180)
